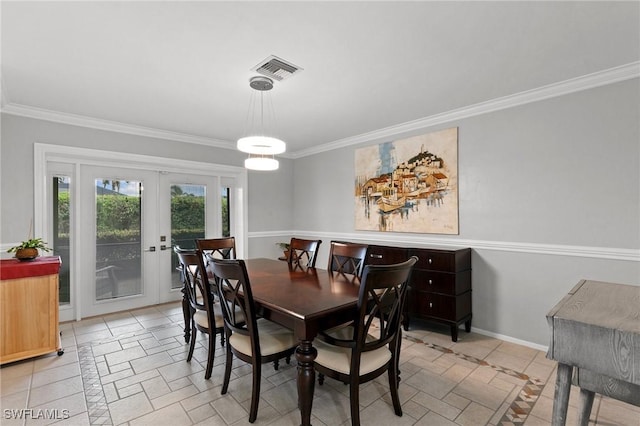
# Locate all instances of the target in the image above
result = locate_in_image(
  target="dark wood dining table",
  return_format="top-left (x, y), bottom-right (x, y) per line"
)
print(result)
top-left (182, 257), bottom-right (361, 426)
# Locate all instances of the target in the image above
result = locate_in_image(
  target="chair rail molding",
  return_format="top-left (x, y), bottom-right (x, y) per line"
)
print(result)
top-left (248, 230), bottom-right (640, 262)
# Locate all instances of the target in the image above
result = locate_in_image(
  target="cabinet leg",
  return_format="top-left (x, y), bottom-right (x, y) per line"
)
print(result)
top-left (464, 319), bottom-right (471, 333)
top-left (450, 325), bottom-right (458, 342)
top-left (402, 314), bottom-right (410, 331)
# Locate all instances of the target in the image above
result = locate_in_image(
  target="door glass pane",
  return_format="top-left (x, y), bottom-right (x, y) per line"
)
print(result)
top-left (170, 184), bottom-right (205, 289)
top-left (95, 179), bottom-right (142, 300)
top-left (222, 186), bottom-right (230, 237)
top-left (53, 176), bottom-right (71, 305)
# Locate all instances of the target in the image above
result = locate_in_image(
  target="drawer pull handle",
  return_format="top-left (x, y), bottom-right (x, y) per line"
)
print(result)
top-left (428, 258), bottom-right (433, 264)
top-left (428, 279), bottom-right (433, 285)
top-left (370, 254), bottom-right (383, 259)
top-left (429, 302), bottom-right (433, 308)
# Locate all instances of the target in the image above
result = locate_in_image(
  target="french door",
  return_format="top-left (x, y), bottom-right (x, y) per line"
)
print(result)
top-left (36, 144), bottom-right (247, 321)
top-left (79, 166), bottom-right (156, 315)
top-left (78, 166), bottom-right (223, 316)
top-left (158, 172), bottom-right (227, 299)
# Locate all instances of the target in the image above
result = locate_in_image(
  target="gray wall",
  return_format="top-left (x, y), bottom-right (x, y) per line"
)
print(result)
top-left (288, 78), bottom-right (640, 346)
top-left (0, 114), bottom-right (293, 252)
top-left (1, 78), bottom-right (638, 347)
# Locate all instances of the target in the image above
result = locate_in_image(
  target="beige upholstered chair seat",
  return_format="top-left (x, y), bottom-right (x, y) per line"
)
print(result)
top-left (193, 304), bottom-right (225, 329)
top-left (229, 318), bottom-right (297, 357)
top-left (194, 304), bottom-right (244, 330)
top-left (315, 326), bottom-right (391, 376)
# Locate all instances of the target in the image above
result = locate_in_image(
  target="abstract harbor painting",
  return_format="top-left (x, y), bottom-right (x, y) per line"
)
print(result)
top-left (355, 127), bottom-right (459, 234)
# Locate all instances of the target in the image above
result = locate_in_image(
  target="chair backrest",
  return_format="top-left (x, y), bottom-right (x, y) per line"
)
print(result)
top-left (288, 238), bottom-right (322, 268)
top-left (327, 241), bottom-right (369, 278)
top-left (353, 256), bottom-right (418, 356)
top-left (196, 237), bottom-right (236, 262)
top-left (210, 259), bottom-right (260, 354)
top-left (174, 247), bottom-right (216, 316)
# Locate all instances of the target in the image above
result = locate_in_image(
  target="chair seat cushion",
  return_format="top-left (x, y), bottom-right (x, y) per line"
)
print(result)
top-left (193, 303), bottom-right (224, 329)
top-left (314, 326), bottom-right (391, 376)
top-left (229, 318), bottom-right (297, 356)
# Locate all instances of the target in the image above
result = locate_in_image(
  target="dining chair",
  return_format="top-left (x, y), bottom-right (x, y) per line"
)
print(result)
top-left (313, 256), bottom-right (418, 426)
top-left (327, 241), bottom-right (369, 279)
top-left (210, 258), bottom-right (298, 423)
top-left (175, 248), bottom-right (225, 380)
top-left (195, 236), bottom-right (236, 265)
top-left (288, 237), bottom-right (322, 268)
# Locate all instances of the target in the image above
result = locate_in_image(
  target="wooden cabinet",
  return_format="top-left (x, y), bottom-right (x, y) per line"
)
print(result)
top-left (1, 256), bottom-right (63, 364)
top-left (407, 248), bottom-right (472, 342)
top-left (365, 245), bottom-right (408, 266)
top-left (366, 245), bottom-right (472, 341)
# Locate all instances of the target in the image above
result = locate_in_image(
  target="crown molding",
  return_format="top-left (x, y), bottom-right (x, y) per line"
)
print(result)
top-left (1, 102), bottom-right (236, 150)
top-left (1, 62), bottom-right (638, 158)
top-left (291, 61), bottom-right (640, 158)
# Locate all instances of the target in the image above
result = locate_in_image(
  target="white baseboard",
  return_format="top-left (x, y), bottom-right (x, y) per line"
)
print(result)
top-left (470, 327), bottom-right (549, 353)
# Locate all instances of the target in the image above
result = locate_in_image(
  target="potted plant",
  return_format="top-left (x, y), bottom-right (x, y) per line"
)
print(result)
top-left (7, 237), bottom-right (52, 261)
top-left (276, 242), bottom-right (290, 260)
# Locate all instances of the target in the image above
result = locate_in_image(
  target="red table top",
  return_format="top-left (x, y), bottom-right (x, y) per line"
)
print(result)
top-left (0, 256), bottom-right (61, 280)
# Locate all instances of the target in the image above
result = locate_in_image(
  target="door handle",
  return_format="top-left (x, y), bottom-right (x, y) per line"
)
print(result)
top-left (145, 246), bottom-right (156, 252)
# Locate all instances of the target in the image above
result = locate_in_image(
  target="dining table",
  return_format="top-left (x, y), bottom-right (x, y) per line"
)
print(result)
top-left (183, 257), bottom-right (362, 426)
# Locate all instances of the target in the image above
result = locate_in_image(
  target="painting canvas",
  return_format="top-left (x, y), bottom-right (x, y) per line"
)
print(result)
top-left (355, 127), bottom-right (459, 234)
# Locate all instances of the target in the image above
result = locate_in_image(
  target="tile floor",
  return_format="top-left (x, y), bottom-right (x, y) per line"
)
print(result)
top-left (1, 302), bottom-right (639, 425)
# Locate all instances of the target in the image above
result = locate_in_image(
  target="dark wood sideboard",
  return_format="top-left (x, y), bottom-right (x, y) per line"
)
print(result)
top-left (365, 245), bottom-right (472, 341)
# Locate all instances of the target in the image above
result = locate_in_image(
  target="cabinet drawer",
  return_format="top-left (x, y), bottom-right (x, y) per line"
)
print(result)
top-left (409, 248), bottom-right (471, 272)
top-left (365, 245), bottom-right (408, 266)
top-left (410, 269), bottom-right (471, 295)
top-left (408, 290), bottom-right (471, 322)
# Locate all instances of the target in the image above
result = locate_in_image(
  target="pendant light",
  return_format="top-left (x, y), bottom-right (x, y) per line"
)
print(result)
top-left (237, 76), bottom-right (286, 170)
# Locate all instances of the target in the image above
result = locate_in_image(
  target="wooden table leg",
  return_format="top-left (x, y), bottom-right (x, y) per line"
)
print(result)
top-left (577, 388), bottom-right (595, 426)
top-left (296, 339), bottom-right (317, 426)
top-left (552, 363), bottom-right (573, 426)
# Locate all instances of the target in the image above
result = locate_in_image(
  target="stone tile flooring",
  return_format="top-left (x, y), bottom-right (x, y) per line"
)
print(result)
top-left (1, 302), bottom-right (639, 425)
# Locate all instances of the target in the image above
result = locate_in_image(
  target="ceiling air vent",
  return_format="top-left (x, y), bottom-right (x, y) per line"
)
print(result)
top-left (251, 55), bottom-right (302, 82)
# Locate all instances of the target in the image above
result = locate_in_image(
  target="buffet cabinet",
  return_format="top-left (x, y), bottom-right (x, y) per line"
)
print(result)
top-left (0, 256), bottom-right (63, 364)
top-left (365, 245), bottom-right (472, 341)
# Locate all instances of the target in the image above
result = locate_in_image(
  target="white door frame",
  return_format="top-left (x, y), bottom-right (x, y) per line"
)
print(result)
top-left (34, 143), bottom-right (248, 321)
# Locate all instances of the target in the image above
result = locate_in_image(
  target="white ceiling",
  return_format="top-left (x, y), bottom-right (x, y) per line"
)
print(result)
top-left (2, 1), bottom-right (639, 157)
